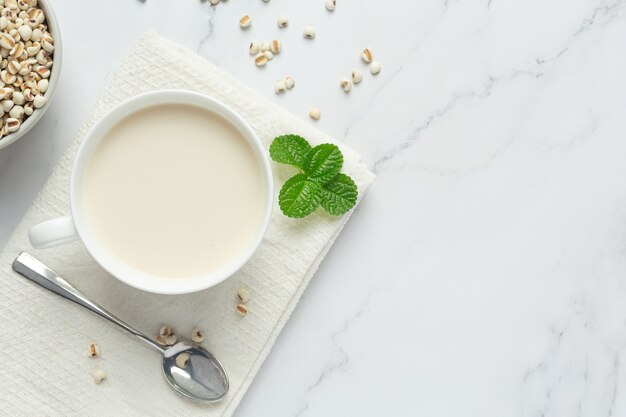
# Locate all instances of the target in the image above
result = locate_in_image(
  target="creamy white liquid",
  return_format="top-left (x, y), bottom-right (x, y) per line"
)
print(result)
top-left (83, 103), bottom-right (267, 279)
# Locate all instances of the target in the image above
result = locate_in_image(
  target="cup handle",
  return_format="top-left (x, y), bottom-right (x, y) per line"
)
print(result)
top-left (29, 216), bottom-right (79, 249)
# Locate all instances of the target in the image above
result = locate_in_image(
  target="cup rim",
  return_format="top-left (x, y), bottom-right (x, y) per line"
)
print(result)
top-left (69, 90), bottom-right (273, 294)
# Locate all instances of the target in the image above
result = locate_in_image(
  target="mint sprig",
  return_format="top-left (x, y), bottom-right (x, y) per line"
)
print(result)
top-left (270, 135), bottom-right (358, 218)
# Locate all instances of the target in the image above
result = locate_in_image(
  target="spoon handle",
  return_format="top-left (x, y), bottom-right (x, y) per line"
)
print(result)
top-left (12, 252), bottom-right (164, 352)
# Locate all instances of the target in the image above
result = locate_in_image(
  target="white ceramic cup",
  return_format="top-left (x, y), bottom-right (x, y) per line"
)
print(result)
top-left (29, 90), bottom-right (273, 294)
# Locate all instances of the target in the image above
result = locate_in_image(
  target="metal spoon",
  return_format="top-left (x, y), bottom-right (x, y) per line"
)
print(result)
top-left (12, 252), bottom-right (229, 403)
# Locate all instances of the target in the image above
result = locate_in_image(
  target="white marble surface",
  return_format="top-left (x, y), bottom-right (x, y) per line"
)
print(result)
top-left (1, 0), bottom-right (626, 415)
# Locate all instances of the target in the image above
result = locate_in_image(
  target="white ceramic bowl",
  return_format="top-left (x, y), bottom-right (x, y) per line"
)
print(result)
top-left (0, 0), bottom-right (61, 150)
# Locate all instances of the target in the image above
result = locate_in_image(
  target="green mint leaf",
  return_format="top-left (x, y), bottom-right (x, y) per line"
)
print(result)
top-left (279, 174), bottom-right (322, 218)
top-left (303, 144), bottom-right (343, 184)
top-left (269, 135), bottom-right (312, 169)
top-left (320, 173), bottom-right (358, 216)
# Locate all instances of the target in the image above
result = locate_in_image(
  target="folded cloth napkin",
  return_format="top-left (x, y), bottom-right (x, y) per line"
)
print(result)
top-left (0, 32), bottom-right (374, 416)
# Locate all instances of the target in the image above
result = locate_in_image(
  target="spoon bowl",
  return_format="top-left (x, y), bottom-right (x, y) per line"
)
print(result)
top-left (162, 341), bottom-right (229, 403)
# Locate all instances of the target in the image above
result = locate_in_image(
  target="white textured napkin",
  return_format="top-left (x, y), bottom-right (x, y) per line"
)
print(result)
top-left (0, 32), bottom-right (374, 416)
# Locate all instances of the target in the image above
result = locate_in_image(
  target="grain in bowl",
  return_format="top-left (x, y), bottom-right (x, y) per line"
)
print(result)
top-left (0, 0), bottom-right (60, 149)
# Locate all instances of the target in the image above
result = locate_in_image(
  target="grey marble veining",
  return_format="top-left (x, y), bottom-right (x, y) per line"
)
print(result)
top-left (1, 0), bottom-right (625, 416)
